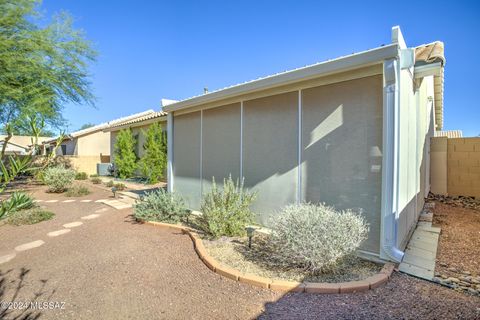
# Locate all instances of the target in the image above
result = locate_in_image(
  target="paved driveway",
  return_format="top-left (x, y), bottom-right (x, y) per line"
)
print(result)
top-left (0, 187), bottom-right (479, 319)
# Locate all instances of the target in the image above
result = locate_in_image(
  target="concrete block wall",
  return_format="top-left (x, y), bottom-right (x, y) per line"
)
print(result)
top-left (431, 137), bottom-right (480, 198)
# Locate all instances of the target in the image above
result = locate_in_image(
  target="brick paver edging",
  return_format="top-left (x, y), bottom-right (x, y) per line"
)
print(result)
top-left (141, 220), bottom-right (396, 293)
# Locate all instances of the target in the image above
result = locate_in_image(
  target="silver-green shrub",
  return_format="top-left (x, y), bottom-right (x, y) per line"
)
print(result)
top-left (43, 166), bottom-right (76, 193)
top-left (269, 203), bottom-right (369, 273)
top-left (133, 189), bottom-right (188, 223)
top-left (200, 176), bottom-right (257, 238)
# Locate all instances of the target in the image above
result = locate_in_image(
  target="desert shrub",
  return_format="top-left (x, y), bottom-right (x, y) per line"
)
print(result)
top-left (90, 174), bottom-right (98, 177)
top-left (134, 189), bottom-right (188, 223)
top-left (199, 176), bottom-right (256, 238)
top-left (105, 180), bottom-right (114, 187)
top-left (90, 177), bottom-right (102, 184)
top-left (65, 185), bottom-right (91, 197)
top-left (0, 192), bottom-right (35, 218)
top-left (6, 208), bottom-right (54, 225)
top-left (269, 203), bottom-right (369, 273)
top-left (138, 123), bottom-right (167, 184)
top-left (44, 156), bottom-right (72, 169)
top-left (113, 129), bottom-right (137, 179)
top-left (43, 166), bottom-right (76, 192)
top-left (75, 172), bottom-right (88, 180)
top-left (113, 183), bottom-right (126, 191)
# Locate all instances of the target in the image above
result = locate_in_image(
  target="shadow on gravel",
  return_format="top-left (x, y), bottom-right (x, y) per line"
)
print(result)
top-left (0, 267), bottom-right (55, 320)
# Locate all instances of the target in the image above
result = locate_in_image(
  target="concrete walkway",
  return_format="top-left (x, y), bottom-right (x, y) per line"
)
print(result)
top-left (399, 210), bottom-right (441, 280)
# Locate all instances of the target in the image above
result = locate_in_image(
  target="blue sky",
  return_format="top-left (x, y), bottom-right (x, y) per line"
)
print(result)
top-left (42, 0), bottom-right (479, 136)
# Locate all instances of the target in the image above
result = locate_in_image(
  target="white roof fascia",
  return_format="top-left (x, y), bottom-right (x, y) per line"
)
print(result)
top-left (414, 62), bottom-right (442, 79)
top-left (161, 99), bottom-right (178, 107)
top-left (164, 44), bottom-right (399, 112)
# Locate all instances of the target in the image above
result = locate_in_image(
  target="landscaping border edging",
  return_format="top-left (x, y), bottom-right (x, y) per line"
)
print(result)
top-left (141, 220), bottom-right (396, 293)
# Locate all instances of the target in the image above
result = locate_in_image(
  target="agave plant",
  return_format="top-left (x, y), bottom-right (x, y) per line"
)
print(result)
top-left (0, 192), bottom-right (35, 219)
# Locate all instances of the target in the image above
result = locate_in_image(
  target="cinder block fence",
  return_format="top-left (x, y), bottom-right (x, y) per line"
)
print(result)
top-left (430, 137), bottom-right (480, 197)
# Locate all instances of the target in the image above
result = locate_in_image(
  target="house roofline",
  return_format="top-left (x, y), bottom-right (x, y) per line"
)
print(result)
top-left (164, 43), bottom-right (399, 113)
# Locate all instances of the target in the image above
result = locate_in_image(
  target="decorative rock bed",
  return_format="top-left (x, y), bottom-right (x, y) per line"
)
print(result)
top-left (141, 220), bottom-right (395, 293)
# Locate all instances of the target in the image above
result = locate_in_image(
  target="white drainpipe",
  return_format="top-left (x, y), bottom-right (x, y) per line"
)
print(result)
top-left (380, 57), bottom-right (404, 263)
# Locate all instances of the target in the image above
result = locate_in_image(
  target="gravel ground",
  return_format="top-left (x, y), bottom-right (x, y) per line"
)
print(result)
top-left (0, 186), bottom-right (479, 319)
top-left (433, 201), bottom-right (480, 277)
top-left (259, 272), bottom-right (480, 320)
top-left (204, 237), bottom-right (382, 282)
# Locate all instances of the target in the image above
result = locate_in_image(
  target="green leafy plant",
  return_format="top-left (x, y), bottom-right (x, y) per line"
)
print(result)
top-left (90, 177), bottom-right (102, 184)
top-left (105, 180), bottom-right (114, 187)
top-left (90, 174), bottom-right (98, 178)
top-left (65, 185), bottom-right (90, 197)
top-left (133, 189), bottom-right (188, 223)
top-left (0, 0), bottom-right (97, 137)
top-left (138, 123), bottom-right (167, 184)
top-left (113, 129), bottom-right (137, 179)
top-left (0, 155), bottom-right (34, 193)
top-left (0, 191), bottom-right (35, 218)
top-left (43, 166), bottom-right (76, 193)
top-left (269, 203), bottom-right (369, 273)
top-left (75, 172), bottom-right (88, 180)
top-left (199, 175), bottom-right (257, 238)
top-left (6, 208), bottom-right (54, 225)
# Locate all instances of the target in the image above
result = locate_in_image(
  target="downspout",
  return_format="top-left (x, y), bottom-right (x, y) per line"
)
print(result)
top-left (167, 113), bottom-right (174, 193)
top-left (380, 58), bottom-right (404, 263)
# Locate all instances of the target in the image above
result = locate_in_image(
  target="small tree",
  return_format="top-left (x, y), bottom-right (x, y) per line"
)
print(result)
top-left (114, 129), bottom-right (137, 178)
top-left (138, 123), bottom-right (167, 184)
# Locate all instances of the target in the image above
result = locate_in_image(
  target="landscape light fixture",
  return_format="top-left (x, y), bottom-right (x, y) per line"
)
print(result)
top-left (111, 186), bottom-right (117, 198)
top-left (245, 226), bottom-right (256, 248)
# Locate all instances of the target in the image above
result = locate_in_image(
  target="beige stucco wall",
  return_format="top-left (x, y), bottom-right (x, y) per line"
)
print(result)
top-left (62, 155), bottom-right (104, 175)
top-left (430, 137), bottom-right (448, 195)
top-left (76, 131), bottom-right (110, 156)
top-left (447, 138), bottom-right (480, 197)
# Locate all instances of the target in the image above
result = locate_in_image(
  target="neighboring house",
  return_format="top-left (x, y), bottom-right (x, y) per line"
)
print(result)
top-left (41, 110), bottom-right (157, 174)
top-left (42, 123), bottom-right (111, 158)
top-left (0, 135), bottom-right (50, 155)
top-left (164, 26), bottom-right (445, 263)
top-left (104, 109), bottom-right (167, 165)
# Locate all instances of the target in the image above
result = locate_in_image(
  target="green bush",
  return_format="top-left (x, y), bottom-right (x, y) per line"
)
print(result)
top-left (105, 180), bottom-right (114, 187)
top-left (134, 189), bottom-right (188, 223)
top-left (199, 176), bottom-right (256, 238)
top-left (138, 123), bottom-right (167, 184)
top-left (43, 166), bottom-right (76, 192)
top-left (90, 174), bottom-right (99, 177)
top-left (269, 203), bottom-right (369, 273)
top-left (113, 183), bottom-right (126, 191)
top-left (6, 208), bottom-right (54, 225)
top-left (114, 129), bottom-right (137, 179)
top-left (65, 185), bottom-right (91, 197)
top-left (90, 177), bottom-right (102, 184)
top-left (75, 172), bottom-right (88, 180)
top-left (0, 192), bottom-right (35, 218)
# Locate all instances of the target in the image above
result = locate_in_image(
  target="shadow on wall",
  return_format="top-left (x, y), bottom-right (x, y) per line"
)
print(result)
top-left (175, 76), bottom-right (385, 254)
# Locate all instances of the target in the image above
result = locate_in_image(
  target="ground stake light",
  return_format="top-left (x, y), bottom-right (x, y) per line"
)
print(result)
top-left (245, 226), bottom-right (256, 248)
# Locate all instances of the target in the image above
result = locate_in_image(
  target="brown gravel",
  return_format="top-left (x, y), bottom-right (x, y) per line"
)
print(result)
top-left (1, 185), bottom-right (479, 319)
top-left (204, 237), bottom-right (382, 283)
top-left (433, 201), bottom-right (480, 277)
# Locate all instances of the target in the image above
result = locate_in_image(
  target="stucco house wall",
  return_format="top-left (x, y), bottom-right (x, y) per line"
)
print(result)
top-left (172, 67), bottom-right (385, 254)
top-left (165, 26), bottom-right (444, 261)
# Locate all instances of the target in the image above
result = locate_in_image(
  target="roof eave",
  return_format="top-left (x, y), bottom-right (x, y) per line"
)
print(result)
top-left (164, 44), bottom-right (399, 113)
top-left (103, 115), bottom-right (167, 132)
